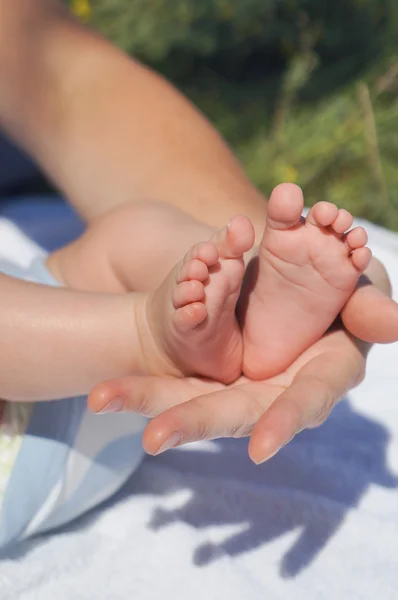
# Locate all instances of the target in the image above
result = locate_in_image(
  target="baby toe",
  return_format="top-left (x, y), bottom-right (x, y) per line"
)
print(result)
top-left (172, 280), bottom-right (205, 309)
top-left (306, 201), bottom-right (338, 227)
top-left (345, 226), bottom-right (368, 250)
top-left (331, 209), bottom-right (354, 235)
top-left (185, 241), bottom-right (219, 267)
top-left (176, 259), bottom-right (209, 284)
top-left (173, 302), bottom-right (208, 331)
top-left (211, 215), bottom-right (255, 259)
top-left (351, 247), bottom-right (372, 272)
top-left (266, 183), bottom-right (304, 231)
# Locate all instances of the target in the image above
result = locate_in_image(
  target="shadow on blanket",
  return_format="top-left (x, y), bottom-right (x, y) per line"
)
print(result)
top-left (2, 398), bottom-right (396, 580)
top-left (143, 399), bottom-right (398, 577)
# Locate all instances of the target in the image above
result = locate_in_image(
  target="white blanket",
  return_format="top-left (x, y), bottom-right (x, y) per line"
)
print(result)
top-left (0, 219), bottom-right (397, 600)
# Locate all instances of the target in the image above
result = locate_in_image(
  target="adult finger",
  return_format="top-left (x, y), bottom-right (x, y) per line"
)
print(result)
top-left (248, 333), bottom-right (366, 464)
top-left (142, 380), bottom-right (284, 456)
top-left (341, 282), bottom-right (398, 343)
top-left (87, 375), bottom-right (222, 416)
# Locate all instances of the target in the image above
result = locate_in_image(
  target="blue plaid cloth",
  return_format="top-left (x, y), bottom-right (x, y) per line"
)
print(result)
top-left (0, 222), bottom-right (146, 549)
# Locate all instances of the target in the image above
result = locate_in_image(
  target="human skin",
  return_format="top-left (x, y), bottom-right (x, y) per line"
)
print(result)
top-left (1, 1), bottom-right (396, 463)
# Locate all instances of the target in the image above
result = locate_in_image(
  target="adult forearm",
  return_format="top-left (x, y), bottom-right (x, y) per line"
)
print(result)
top-left (0, 1), bottom-right (266, 237)
top-left (0, 273), bottom-right (143, 401)
top-left (0, 1), bottom-right (68, 143)
top-left (56, 52), bottom-right (267, 234)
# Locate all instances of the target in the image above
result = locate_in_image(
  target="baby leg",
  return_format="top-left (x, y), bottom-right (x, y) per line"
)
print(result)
top-left (47, 202), bottom-right (222, 293)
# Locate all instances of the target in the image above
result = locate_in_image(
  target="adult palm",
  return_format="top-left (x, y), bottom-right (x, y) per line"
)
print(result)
top-left (89, 327), bottom-right (366, 464)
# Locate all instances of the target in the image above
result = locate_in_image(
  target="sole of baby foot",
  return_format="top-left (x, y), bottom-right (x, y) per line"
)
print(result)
top-left (146, 215), bottom-right (255, 384)
top-left (239, 183), bottom-right (371, 380)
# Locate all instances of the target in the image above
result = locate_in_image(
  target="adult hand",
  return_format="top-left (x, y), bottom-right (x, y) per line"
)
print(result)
top-left (88, 326), bottom-right (366, 464)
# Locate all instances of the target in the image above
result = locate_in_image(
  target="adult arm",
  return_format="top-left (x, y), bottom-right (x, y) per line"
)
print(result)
top-left (0, 0), bottom-right (266, 237)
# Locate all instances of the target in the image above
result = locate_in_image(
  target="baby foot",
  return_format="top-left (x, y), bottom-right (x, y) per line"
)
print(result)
top-left (239, 183), bottom-right (371, 379)
top-left (146, 215), bottom-right (255, 383)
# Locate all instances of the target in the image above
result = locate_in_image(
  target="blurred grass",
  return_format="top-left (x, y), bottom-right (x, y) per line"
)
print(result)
top-left (71, 0), bottom-right (398, 229)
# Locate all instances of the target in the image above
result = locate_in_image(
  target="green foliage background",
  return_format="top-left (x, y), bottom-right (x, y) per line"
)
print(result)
top-left (77, 0), bottom-right (398, 228)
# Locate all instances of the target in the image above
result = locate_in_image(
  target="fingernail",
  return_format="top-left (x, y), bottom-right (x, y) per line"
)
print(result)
top-left (97, 396), bottom-right (124, 414)
top-left (251, 445), bottom-right (281, 465)
top-left (154, 432), bottom-right (182, 455)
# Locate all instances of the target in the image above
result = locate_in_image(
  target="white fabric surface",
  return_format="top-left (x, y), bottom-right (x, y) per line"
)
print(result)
top-left (0, 219), bottom-right (397, 599)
